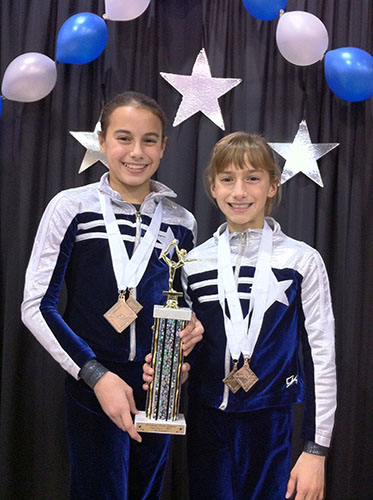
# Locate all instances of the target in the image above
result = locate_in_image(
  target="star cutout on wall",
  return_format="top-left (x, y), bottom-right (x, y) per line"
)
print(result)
top-left (160, 48), bottom-right (242, 130)
top-left (70, 121), bottom-right (109, 173)
top-left (269, 120), bottom-right (339, 187)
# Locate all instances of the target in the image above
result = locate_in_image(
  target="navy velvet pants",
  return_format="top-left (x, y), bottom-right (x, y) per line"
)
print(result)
top-left (65, 361), bottom-right (170, 500)
top-left (187, 402), bottom-right (292, 500)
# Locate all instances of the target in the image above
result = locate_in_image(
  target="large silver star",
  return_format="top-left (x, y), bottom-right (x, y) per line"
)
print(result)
top-left (269, 120), bottom-right (339, 187)
top-left (70, 121), bottom-right (109, 173)
top-left (160, 48), bottom-right (242, 130)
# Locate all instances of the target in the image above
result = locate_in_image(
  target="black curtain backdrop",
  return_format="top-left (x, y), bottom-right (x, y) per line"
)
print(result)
top-left (1, 1), bottom-right (372, 499)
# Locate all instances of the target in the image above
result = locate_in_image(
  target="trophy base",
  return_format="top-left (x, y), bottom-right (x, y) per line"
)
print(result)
top-left (135, 411), bottom-right (186, 435)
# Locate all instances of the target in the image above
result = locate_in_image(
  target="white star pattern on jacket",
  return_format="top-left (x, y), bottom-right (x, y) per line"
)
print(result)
top-left (265, 272), bottom-right (292, 310)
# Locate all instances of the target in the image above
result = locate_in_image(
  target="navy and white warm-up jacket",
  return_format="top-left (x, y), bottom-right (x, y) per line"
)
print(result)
top-left (21, 173), bottom-right (197, 380)
top-left (181, 218), bottom-right (336, 447)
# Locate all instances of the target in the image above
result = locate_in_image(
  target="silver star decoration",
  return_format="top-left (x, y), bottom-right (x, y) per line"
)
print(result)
top-left (269, 120), bottom-right (339, 187)
top-left (160, 48), bottom-right (242, 130)
top-left (70, 121), bottom-right (109, 173)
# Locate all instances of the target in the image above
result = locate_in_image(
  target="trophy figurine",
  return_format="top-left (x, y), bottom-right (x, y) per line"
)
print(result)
top-left (135, 240), bottom-right (191, 435)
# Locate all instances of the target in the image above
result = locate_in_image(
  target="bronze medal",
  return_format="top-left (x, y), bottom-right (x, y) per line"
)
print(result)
top-left (233, 358), bottom-right (258, 392)
top-left (223, 362), bottom-right (241, 393)
top-left (104, 298), bottom-right (137, 333)
top-left (126, 293), bottom-right (143, 314)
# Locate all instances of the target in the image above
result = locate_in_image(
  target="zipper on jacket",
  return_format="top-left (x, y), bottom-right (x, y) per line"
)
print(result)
top-left (219, 231), bottom-right (247, 410)
top-left (128, 210), bottom-right (143, 361)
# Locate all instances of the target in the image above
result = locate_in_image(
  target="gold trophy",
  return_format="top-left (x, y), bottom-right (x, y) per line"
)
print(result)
top-left (135, 240), bottom-right (191, 434)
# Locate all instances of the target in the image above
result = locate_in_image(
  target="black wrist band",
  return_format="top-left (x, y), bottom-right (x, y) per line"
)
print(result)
top-left (303, 441), bottom-right (329, 457)
top-left (79, 359), bottom-right (109, 389)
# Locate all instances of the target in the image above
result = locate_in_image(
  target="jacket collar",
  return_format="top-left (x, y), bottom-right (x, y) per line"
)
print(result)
top-left (213, 217), bottom-right (281, 242)
top-left (98, 172), bottom-right (177, 214)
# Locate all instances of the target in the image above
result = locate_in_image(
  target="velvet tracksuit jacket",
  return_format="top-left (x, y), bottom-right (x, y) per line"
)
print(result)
top-left (181, 218), bottom-right (336, 448)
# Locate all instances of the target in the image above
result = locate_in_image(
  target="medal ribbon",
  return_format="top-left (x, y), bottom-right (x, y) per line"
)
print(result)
top-left (98, 191), bottom-right (163, 290)
top-left (217, 221), bottom-right (273, 360)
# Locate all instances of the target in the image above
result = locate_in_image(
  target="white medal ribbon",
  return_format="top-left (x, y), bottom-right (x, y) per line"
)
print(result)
top-left (217, 220), bottom-right (273, 360)
top-left (98, 191), bottom-right (163, 290)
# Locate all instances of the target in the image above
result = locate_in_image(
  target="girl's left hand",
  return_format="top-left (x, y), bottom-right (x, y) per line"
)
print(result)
top-left (142, 353), bottom-right (191, 390)
top-left (179, 314), bottom-right (204, 356)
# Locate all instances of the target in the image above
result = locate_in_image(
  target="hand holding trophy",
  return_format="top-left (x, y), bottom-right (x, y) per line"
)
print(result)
top-left (135, 240), bottom-right (191, 434)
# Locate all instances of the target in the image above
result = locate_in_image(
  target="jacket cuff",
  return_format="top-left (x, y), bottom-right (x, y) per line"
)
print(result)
top-left (79, 359), bottom-right (109, 389)
top-left (303, 441), bottom-right (329, 457)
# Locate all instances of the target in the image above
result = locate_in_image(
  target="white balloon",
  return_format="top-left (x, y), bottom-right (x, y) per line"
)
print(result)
top-left (1, 52), bottom-right (57, 102)
top-left (276, 11), bottom-right (329, 66)
top-left (104, 0), bottom-right (151, 21)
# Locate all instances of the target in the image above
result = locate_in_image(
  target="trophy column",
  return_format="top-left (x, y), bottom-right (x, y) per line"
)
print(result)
top-left (135, 303), bottom-right (191, 434)
top-left (135, 240), bottom-right (192, 435)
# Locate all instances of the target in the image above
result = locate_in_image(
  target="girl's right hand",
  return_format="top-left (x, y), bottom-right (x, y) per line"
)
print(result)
top-left (94, 371), bottom-right (142, 442)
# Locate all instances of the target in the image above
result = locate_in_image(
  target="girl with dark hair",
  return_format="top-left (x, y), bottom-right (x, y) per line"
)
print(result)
top-left (22, 91), bottom-right (203, 499)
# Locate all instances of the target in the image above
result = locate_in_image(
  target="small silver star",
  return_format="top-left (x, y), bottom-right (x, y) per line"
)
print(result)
top-left (70, 121), bottom-right (109, 173)
top-left (269, 120), bottom-right (339, 187)
top-left (160, 48), bottom-right (242, 130)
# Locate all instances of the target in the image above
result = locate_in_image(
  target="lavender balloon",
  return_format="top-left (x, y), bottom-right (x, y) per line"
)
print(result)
top-left (1, 52), bottom-right (57, 102)
top-left (104, 0), bottom-right (151, 21)
top-left (276, 11), bottom-right (329, 66)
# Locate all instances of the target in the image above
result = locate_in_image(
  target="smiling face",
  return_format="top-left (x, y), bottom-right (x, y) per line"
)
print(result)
top-left (99, 105), bottom-right (166, 203)
top-left (210, 163), bottom-right (278, 232)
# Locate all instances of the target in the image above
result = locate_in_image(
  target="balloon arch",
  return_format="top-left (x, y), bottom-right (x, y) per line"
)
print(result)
top-left (0, 0), bottom-right (372, 112)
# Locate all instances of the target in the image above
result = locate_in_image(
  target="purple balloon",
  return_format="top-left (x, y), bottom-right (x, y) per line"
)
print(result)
top-left (242, 0), bottom-right (287, 21)
top-left (56, 13), bottom-right (108, 64)
top-left (1, 52), bottom-right (57, 102)
top-left (325, 47), bottom-right (373, 102)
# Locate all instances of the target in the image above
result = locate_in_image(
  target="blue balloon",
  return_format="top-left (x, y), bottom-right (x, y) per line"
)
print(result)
top-left (242, 0), bottom-right (287, 21)
top-left (0, 97), bottom-right (2, 116)
top-left (56, 13), bottom-right (108, 64)
top-left (324, 47), bottom-right (373, 102)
